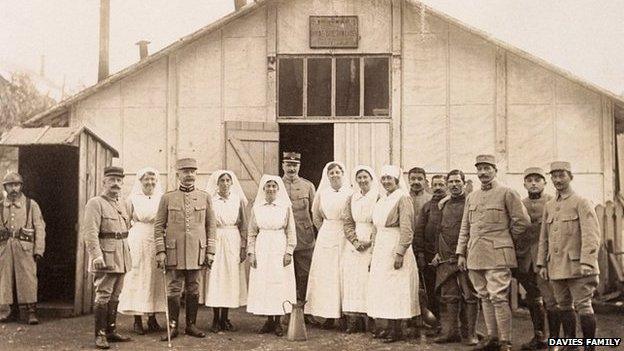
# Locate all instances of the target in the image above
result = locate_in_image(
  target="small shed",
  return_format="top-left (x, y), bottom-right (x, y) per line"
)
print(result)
top-left (0, 124), bottom-right (118, 316)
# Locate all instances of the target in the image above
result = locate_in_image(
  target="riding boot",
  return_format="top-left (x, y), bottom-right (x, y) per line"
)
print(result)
top-left (160, 296), bottom-right (180, 341)
top-left (547, 309), bottom-right (561, 339)
top-left (434, 302), bottom-right (461, 343)
top-left (210, 307), bottom-right (220, 333)
top-left (560, 310), bottom-right (579, 351)
top-left (521, 302), bottom-right (548, 350)
top-left (462, 302), bottom-right (479, 346)
top-left (133, 316), bottom-right (145, 335)
top-left (184, 294), bottom-right (206, 338)
top-left (94, 303), bottom-right (110, 349)
top-left (0, 303), bottom-right (19, 323)
top-left (579, 314), bottom-right (596, 351)
top-left (106, 301), bottom-right (131, 342)
top-left (26, 304), bottom-right (39, 325)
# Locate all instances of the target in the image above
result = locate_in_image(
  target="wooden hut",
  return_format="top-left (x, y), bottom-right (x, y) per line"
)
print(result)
top-left (0, 124), bottom-right (118, 316)
top-left (13, 0), bottom-right (624, 312)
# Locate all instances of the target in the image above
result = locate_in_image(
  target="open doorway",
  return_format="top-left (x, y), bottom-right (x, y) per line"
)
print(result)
top-left (279, 124), bottom-right (333, 188)
top-left (18, 146), bottom-right (78, 311)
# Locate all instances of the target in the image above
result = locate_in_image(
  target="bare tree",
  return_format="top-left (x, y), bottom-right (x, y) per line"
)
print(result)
top-left (0, 72), bottom-right (56, 133)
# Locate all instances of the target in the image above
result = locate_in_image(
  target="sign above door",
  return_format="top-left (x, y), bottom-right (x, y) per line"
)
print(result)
top-left (309, 16), bottom-right (359, 49)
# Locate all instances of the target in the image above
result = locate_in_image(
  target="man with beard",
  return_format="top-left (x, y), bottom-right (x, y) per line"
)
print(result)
top-left (83, 166), bottom-right (132, 349)
top-left (515, 168), bottom-right (558, 350)
top-left (281, 152), bottom-right (316, 324)
top-left (457, 155), bottom-right (530, 351)
top-left (433, 170), bottom-right (478, 346)
top-left (0, 172), bottom-right (46, 325)
top-left (537, 162), bottom-right (600, 351)
top-left (413, 174), bottom-right (446, 334)
top-left (155, 158), bottom-right (216, 341)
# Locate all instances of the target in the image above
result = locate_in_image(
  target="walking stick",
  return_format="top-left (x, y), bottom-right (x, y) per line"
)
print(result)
top-left (162, 269), bottom-right (172, 348)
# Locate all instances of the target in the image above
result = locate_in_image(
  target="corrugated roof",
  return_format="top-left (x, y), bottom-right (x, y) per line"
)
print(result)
top-left (22, 0), bottom-right (624, 128)
top-left (0, 124), bottom-right (119, 157)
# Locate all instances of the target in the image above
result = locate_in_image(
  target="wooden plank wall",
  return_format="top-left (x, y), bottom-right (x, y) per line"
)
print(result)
top-left (594, 202), bottom-right (624, 296)
top-left (74, 132), bottom-right (113, 315)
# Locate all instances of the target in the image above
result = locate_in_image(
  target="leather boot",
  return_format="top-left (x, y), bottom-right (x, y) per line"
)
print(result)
top-left (146, 315), bottom-right (163, 333)
top-left (579, 314), bottom-right (596, 351)
top-left (462, 302), bottom-right (479, 346)
top-left (560, 310), bottom-right (579, 351)
top-left (184, 294), bottom-right (206, 338)
top-left (0, 303), bottom-right (19, 323)
top-left (220, 308), bottom-right (236, 331)
top-left (435, 302), bottom-right (462, 343)
top-left (161, 297), bottom-right (179, 342)
top-left (345, 315), bottom-right (359, 334)
top-left (106, 301), bottom-right (131, 342)
top-left (26, 304), bottom-right (39, 325)
top-left (471, 336), bottom-right (500, 351)
top-left (521, 303), bottom-right (548, 350)
top-left (382, 320), bottom-right (403, 343)
top-left (133, 316), bottom-right (145, 335)
top-left (94, 303), bottom-right (110, 349)
top-left (210, 307), bottom-right (221, 333)
top-left (547, 309), bottom-right (561, 339)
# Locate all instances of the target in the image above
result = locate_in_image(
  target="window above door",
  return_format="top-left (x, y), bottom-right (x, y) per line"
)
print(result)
top-left (278, 55), bottom-right (391, 119)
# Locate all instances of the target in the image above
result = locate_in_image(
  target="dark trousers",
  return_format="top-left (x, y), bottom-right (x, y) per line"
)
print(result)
top-left (293, 248), bottom-right (313, 302)
top-left (422, 265), bottom-right (439, 318)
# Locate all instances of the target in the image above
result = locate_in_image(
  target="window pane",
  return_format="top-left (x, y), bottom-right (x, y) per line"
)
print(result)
top-left (336, 58), bottom-right (360, 116)
top-left (364, 57), bottom-right (389, 116)
top-left (307, 58), bottom-right (332, 116)
top-left (279, 58), bottom-right (303, 116)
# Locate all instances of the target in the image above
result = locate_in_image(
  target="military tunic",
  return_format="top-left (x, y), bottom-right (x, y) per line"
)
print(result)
top-left (83, 194), bottom-right (132, 304)
top-left (537, 190), bottom-right (600, 314)
top-left (282, 175), bottom-right (316, 302)
top-left (0, 195), bottom-right (46, 305)
top-left (154, 186), bottom-right (216, 296)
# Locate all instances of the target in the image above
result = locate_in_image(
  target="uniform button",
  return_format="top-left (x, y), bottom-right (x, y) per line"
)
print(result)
top-left (554, 227), bottom-right (558, 231)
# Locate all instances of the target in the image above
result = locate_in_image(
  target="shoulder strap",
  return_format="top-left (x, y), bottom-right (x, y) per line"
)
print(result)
top-left (25, 197), bottom-right (31, 229)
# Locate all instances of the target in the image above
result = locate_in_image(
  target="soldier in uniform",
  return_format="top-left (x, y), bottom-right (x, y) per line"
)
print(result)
top-left (281, 152), bottom-right (316, 323)
top-left (413, 174), bottom-right (446, 334)
top-left (456, 155), bottom-right (530, 351)
top-left (537, 161), bottom-right (601, 351)
top-left (154, 158), bottom-right (216, 341)
top-left (0, 172), bottom-right (46, 325)
top-left (515, 167), bottom-right (559, 350)
top-left (83, 166), bottom-right (132, 349)
top-left (433, 170), bottom-right (479, 346)
top-left (408, 167), bottom-right (432, 221)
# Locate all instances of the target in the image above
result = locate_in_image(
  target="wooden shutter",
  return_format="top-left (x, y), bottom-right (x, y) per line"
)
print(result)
top-left (225, 121), bottom-right (279, 201)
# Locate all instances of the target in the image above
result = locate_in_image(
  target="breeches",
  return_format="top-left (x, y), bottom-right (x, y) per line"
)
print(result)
top-left (166, 269), bottom-right (201, 297)
top-left (93, 272), bottom-right (125, 305)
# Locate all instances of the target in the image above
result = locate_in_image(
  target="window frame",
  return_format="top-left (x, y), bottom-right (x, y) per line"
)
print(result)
top-left (277, 54), bottom-right (392, 120)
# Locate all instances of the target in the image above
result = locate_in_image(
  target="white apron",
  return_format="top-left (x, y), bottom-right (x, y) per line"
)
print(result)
top-left (247, 205), bottom-right (296, 316)
top-left (367, 192), bottom-right (420, 319)
top-left (305, 188), bottom-right (350, 319)
top-left (119, 194), bottom-right (166, 315)
top-left (341, 192), bottom-right (376, 314)
top-left (205, 194), bottom-right (247, 308)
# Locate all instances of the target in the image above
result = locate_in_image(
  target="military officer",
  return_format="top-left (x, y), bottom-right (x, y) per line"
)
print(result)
top-left (0, 172), bottom-right (46, 325)
top-left (515, 167), bottom-right (558, 350)
top-left (456, 154), bottom-right (530, 351)
top-left (433, 170), bottom-right (479, 346)
top-left (83, 166), bottom-right (132, 349)
top-left (537, 161), bottom-right (601, 351)
top-left (154, 158), bottom-right (216, 341)
top-left (281, 152), bottom-right (316, 323)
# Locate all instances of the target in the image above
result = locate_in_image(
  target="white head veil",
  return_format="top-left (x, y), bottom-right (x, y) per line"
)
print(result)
top-left (379, 165), bottom-right (409, 196)
top-left (352, 165), bottom-right (379, 199)
top-left (205, 170), bottom-right (248, 206)
top-left (253, 175), bottom-right (291, 210)
top-left (131, 167), bottom-right (164, 196)
top-left (317, 161), bottom-right (351, 193)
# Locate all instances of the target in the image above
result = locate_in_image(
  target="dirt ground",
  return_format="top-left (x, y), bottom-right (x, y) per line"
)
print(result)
top-left (1, 307), bottom-right (622, 351)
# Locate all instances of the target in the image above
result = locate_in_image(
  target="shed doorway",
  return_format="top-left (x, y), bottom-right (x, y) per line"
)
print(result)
top-left (279, 124), bottom-right (333, 188)
top-left (18, 145), bottom-right (78, 315)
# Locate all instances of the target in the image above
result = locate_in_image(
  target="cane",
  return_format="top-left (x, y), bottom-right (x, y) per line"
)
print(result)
top-left (162, 269), bottom-right (172, 348)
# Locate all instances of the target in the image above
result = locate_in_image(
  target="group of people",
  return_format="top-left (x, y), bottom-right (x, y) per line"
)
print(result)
top-left (0, 151), bottom-right (602, 351)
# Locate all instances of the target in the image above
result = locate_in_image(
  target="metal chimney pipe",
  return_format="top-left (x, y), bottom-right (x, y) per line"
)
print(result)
top-left (98, 0), bottom-right (110, 82)
top-left (135, 40), bottom-right (150, 60)
top-left (234, 0), bottom-right (246, 10)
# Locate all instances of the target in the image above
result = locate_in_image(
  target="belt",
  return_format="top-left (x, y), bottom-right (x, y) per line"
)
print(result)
top-left (99, 232), bottom-right (129, 239)
top-left (0, 230), bottom-right (34, 243)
